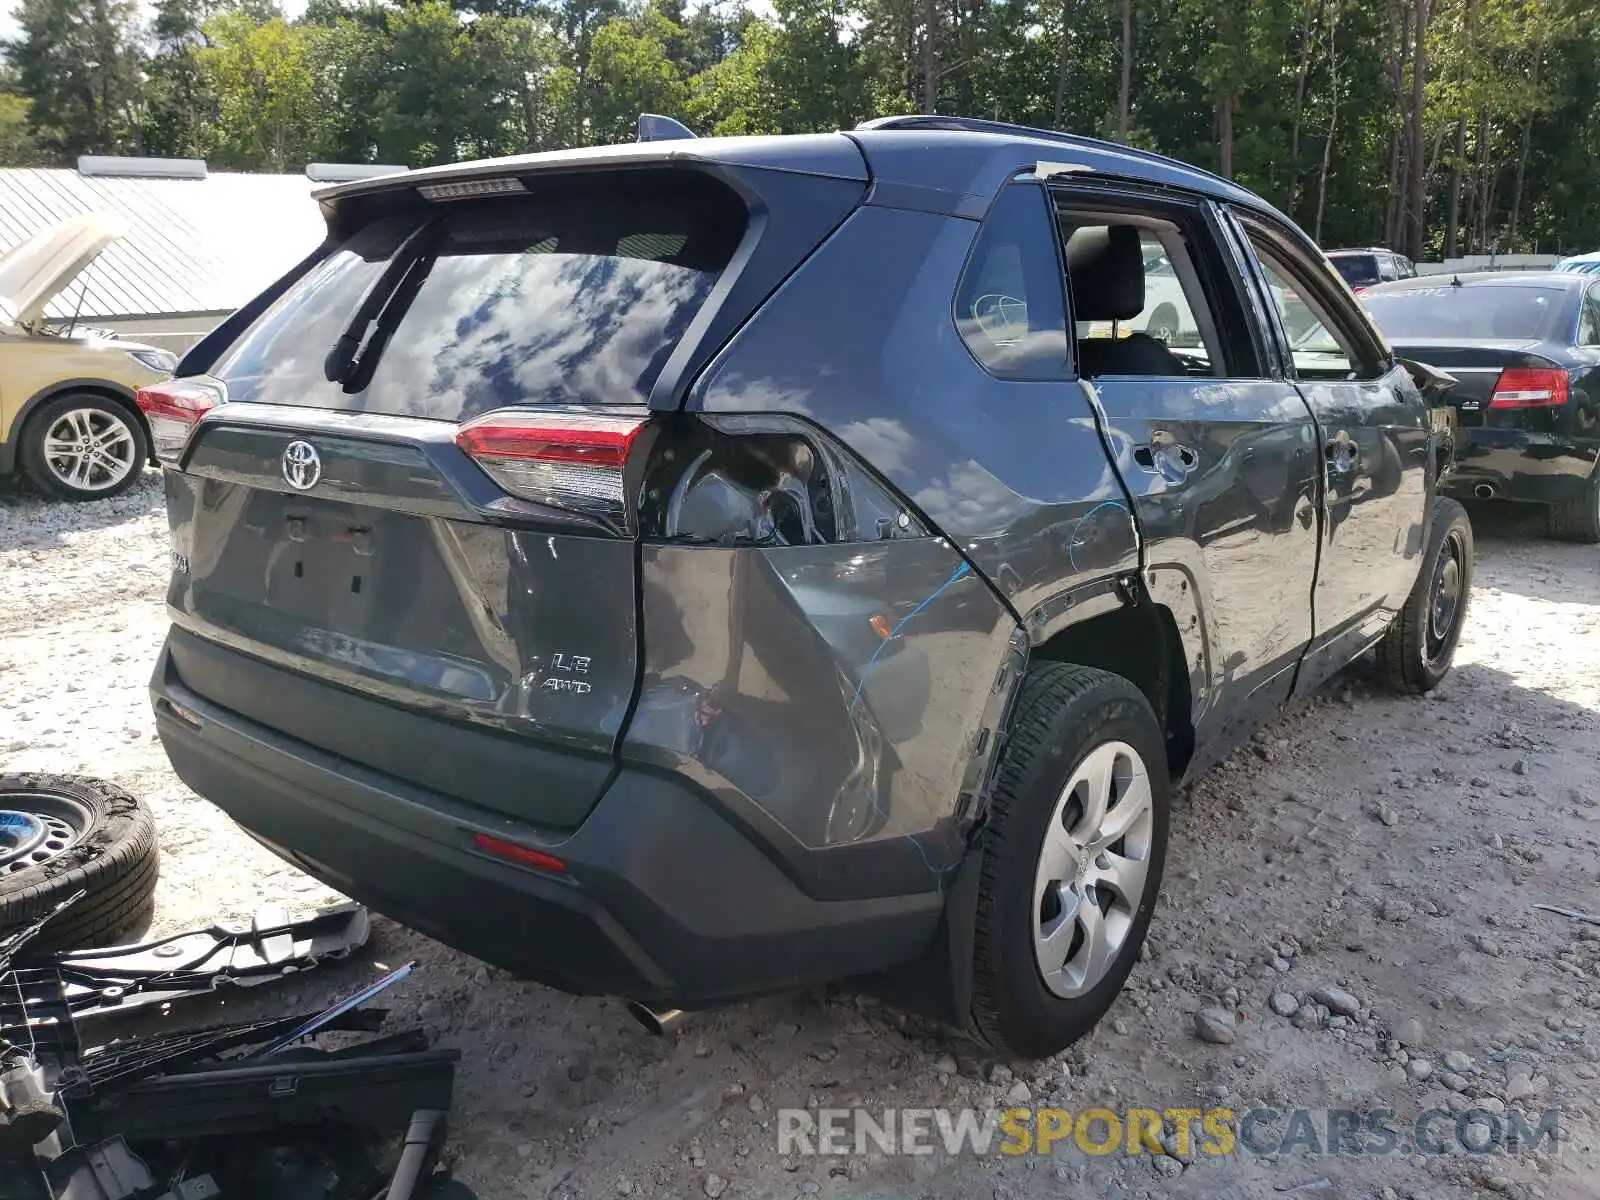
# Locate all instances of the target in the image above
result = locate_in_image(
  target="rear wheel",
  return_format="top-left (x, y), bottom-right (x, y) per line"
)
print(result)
top-left (970, 664), bottom-right (1169, 1059)
top-left (1375, 497), bottom-right (1473, 694)
top-left (1545, 471), bottom-right (1600, 544)
top-left (18, 393), bottom-right (148, 501)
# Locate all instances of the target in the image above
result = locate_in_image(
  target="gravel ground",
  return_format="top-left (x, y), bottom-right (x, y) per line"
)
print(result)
top-left (3, 472), bottom-right (1598, 1200)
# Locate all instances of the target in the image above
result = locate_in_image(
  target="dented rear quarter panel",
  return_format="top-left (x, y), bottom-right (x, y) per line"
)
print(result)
top-left (626, 200), bottom-right (1141, 888)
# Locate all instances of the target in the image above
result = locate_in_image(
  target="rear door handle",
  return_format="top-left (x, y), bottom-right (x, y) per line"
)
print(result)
top-left (1134, 438), bottom-right (1200, 484)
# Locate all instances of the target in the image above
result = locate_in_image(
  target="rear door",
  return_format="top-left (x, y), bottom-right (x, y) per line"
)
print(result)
top-left (1229, 215), bottom-right (1432, 694)
top-left (1047, 184), bottom-right (1322, 764)
top-left (157, 169), bottom-right (792, 830)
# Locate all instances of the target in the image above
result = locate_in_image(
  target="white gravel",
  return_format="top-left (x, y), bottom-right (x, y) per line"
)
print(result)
top-left (3, 472), bottom-right (1598, 1200)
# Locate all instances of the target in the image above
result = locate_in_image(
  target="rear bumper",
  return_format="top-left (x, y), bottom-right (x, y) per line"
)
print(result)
top-left (150, 642), bottom-right (944, 1009)
top-left (1442, 428), bottom-right (1598, 504)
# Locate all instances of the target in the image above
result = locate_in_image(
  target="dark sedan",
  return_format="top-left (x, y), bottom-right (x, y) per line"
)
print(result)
top-left (1362, 272), bottom-right (1600, 542)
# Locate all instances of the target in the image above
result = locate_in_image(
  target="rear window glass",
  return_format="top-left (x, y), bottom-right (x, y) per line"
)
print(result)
top-left (1329, 255), bottom-right (1379, 286)
top-left (213, 172), bottom-right (746, 420)
top-left (1362, 285), bottom-right (1568, 341)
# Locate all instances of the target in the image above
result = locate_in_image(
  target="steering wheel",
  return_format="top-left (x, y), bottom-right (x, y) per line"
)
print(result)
top-left (971, 293), bottom-right (1029, 342)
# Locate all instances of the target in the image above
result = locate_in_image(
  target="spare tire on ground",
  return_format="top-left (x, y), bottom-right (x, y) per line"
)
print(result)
top-left (0, 773), bottom-right (159, 953)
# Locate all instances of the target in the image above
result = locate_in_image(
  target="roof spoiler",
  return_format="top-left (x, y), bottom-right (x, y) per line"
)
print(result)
top-left (637, 113), bottom-right (697, 143)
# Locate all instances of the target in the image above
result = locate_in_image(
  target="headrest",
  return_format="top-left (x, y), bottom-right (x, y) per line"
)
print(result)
top-left (1063, 225), bottom-right (1146, 322)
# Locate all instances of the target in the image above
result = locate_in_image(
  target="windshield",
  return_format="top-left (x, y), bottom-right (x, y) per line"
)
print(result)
top-left (213, 172), bottom-right (746, 420)
top-left (1330, 255), bottom-right (1379, 286)
top-left (1362, 285), bottom-right (1568, 341)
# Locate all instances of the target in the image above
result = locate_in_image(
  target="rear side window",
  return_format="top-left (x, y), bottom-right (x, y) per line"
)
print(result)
top-left (954, 184), bottom-right (1071, 379)
top-left (1330, 255), bottom-right (1379, 286)
top-left (213, 172), bottom-right (746, 420)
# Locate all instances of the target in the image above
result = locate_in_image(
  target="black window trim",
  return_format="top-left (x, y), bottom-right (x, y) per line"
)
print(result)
top-left (1043, 178), bottom-right (1275, 381)
top-left (1228, 209), bottom-right (1394, 383)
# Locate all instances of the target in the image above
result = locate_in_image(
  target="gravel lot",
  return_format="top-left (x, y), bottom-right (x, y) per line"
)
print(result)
top-left (3, 472), bottom-right (1598, 1200)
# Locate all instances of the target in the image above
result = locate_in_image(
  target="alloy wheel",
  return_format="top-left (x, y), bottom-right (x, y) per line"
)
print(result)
top-left (42, 407), bottom-right (139, 494)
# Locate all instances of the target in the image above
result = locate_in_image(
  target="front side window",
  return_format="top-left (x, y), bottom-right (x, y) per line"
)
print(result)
top-left (1247, 234), bottom-right (1383, 381)
top-left (953, 184), bottom-right (1072, 380)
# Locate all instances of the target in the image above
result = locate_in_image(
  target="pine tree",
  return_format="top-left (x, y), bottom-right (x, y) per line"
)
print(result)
top-left (143, 0), bottom-right (216, 158)
top-left (5, 0), bottom-right (145, 159)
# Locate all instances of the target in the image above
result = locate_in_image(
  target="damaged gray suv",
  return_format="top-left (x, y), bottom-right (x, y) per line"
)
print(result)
top-left (146, 115), bottom-right (1470, 1059)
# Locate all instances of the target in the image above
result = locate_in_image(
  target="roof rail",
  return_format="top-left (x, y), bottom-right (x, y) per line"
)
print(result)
top-left (78, 155), bottom-right (206, 180)
top-left (854, 115), bottom-right (1236, 189)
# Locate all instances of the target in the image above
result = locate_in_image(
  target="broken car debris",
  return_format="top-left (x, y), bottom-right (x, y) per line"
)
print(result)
top-left (0, 894), bottom-right (462, 1200)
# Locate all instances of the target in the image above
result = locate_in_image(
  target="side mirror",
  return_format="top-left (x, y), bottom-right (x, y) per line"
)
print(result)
top-left (1397, 356), bottom-right (1459, 405)
top-left (1397, 357), bottom-right (1460, 479)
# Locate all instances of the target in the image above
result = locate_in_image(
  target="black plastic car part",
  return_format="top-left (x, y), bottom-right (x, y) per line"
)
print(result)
top-left (0, 899), bottom-right (461, 1200)
top-left (12, 902), bottom-right (371, 1023)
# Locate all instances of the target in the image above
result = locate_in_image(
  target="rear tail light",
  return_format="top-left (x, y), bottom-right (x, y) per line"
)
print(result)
top-left (1488, 367), bottom-right (1569, 409)
top-left (457, 410), bottom-right (929, 548)
top-left (135, 376), bottom-right (227, 464)
top-left (455, 410), bottom-right (647, 528)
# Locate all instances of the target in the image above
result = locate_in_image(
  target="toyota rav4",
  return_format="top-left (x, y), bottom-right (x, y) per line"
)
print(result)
top-left (146, 115), bottom-right (1471, 1059)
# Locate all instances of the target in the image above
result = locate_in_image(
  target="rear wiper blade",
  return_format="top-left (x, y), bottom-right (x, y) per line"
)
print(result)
top-left (339, 248), bottom-right (441, 395)
top-left (324, 218), bottom-right (443, 385)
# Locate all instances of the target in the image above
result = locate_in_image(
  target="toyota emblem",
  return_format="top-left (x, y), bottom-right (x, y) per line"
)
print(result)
top-left (282, 440), bottom-right (322, 491)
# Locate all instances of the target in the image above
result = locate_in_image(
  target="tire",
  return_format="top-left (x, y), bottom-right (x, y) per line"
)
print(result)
top-left (970, 664), bottom-right (1170, 1059)
top-left (0, 774), bottom-right (159, 954)
top-left (1375, 497), bottom-right (1474, 694)
top-left (1545, 470), bottom-right (1600, 544)
top-left (18, 392), bottom-right (148, 502)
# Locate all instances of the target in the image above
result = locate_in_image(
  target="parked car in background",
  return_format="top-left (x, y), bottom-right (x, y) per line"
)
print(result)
top-left (0, 213), bottom-right (177, 500)
top-left (146, 114), bottom-right (1470, 1061)
top-left (1326, 247), bottom-right (1417, 293)
top-left (1555, 251), bottom-right (1600, 275)
top-left (1363, 271), bottom-right (1600, 542)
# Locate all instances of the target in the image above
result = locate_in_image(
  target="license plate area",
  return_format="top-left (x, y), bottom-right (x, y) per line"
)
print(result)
top-left (266, 503), bottom-right (380, 622)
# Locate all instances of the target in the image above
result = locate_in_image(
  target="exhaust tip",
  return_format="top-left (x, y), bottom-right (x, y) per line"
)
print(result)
top-left (625, 1000), bottom-right (686, 1036)
top-left (1473, 483), bottom-right (1496, 499)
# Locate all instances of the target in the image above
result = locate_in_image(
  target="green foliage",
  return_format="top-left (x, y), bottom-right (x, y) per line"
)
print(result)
top-left (688, 17), bottom-right (783, 135)
top-left (4, 0), bottom-right (145, 159)
top-left (199, 11), bottom-right (320, 170)
top-left (0, 0), bottom-right (1595, 251)
top-left (143, 0), bottom-right (215, 158)
top-left (586, 8), bottom-right (691, 145)
top-left (0, 90), bottom-right (46, 166)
